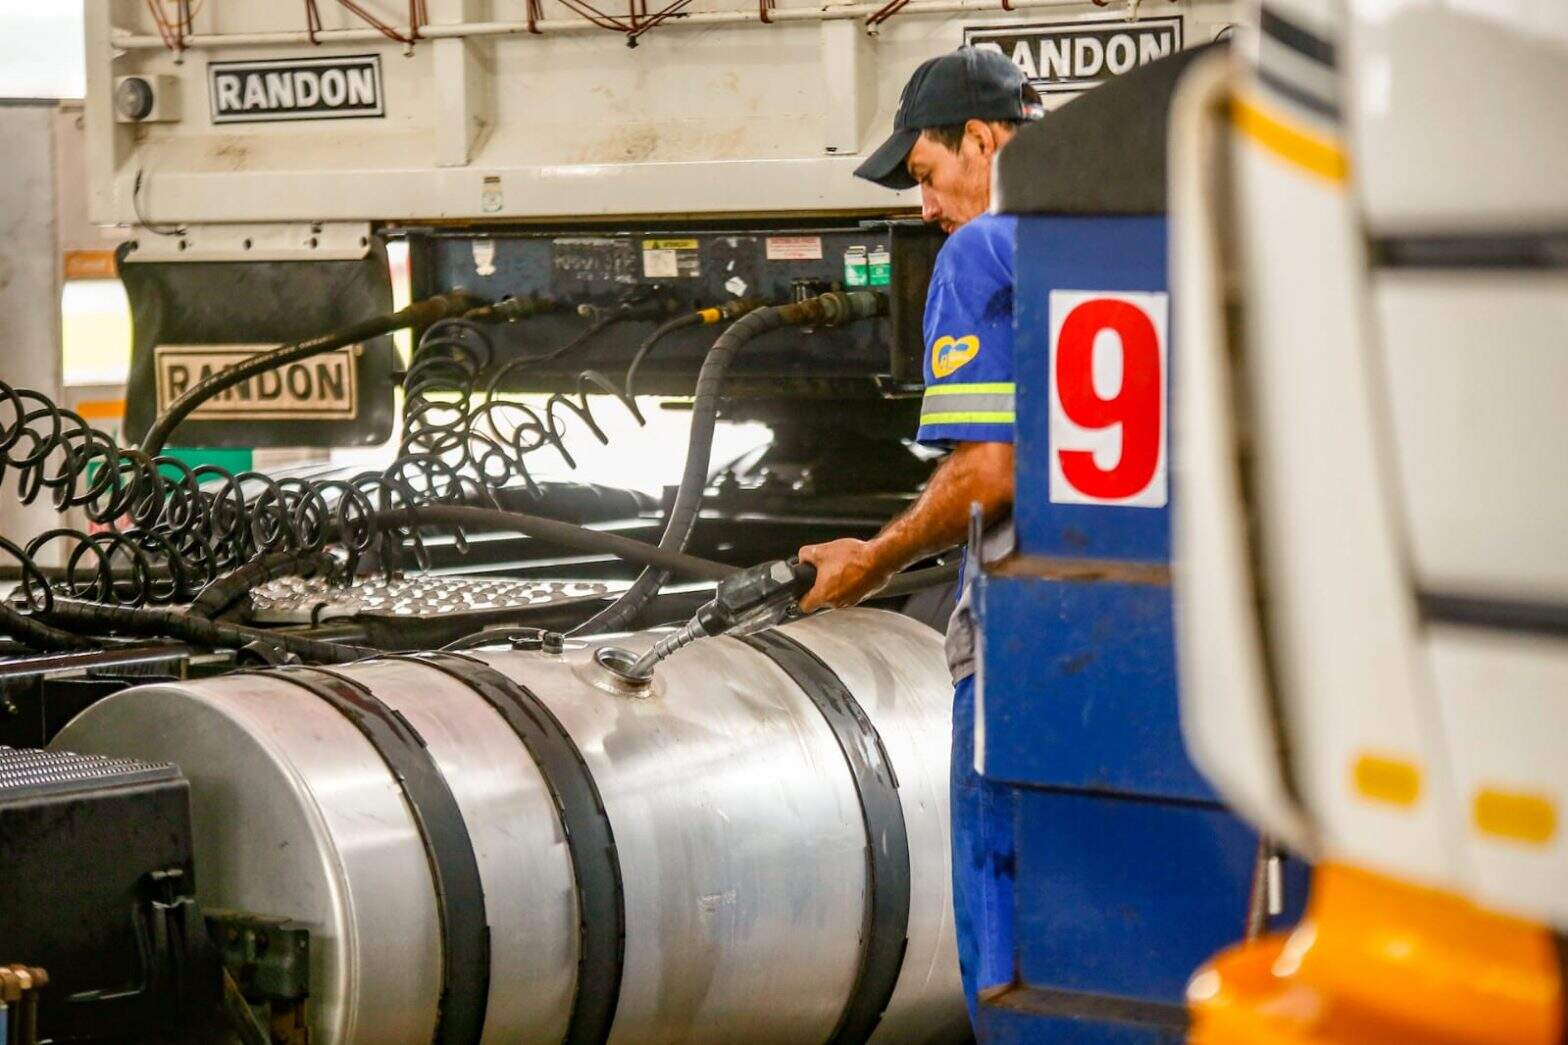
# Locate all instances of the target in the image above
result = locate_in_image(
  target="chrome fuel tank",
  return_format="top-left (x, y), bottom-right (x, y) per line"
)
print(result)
top-left (53, 608), bottom-right (966, 1044)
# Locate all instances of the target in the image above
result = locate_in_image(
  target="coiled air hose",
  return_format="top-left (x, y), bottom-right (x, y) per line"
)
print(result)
top-left (573, 290), bottom-right (888, 635)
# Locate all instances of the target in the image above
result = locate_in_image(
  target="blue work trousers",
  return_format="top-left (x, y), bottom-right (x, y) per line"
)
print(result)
top-left (951, 673), bottom-right (1017, 1030)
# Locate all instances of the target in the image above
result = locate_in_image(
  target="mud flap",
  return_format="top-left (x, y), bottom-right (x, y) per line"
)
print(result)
top-left (119, 240), bottom-right (397, 448)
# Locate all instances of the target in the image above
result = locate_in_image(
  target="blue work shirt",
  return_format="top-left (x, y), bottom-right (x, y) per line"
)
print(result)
top-left (914, 212), bottom-right (1017, 682)
top-left (916, 212), bottom-right (1017, 449)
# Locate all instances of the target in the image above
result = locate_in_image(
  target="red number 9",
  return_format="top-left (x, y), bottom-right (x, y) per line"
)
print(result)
top-left (1054, 298), bottom-right (1162, 500)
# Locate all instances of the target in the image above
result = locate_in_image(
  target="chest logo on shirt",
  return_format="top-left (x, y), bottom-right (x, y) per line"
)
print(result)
top-left (931, 335), bottom-right (981, 378)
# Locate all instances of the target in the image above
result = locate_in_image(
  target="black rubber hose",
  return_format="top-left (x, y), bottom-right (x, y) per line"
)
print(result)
top-left (37, 598), bottom-right (375, 664)
top-left (623, 300), bottom-right (761, 401)
top-left (877, 559), bottom-right (962, 598)
top-left (365, 504), bottom-right (738, 581)
top-left (0, 602), bottom-right (99, 651)
top-left (140, 291), bottom-right (484, 456)
top-left (622, 311), bottom-right (704, 401)
top-left (188, 549), bottom-right (340, 620)
top-left (9, 502), bottom-right (740, 656)
top-left (527, 311), bottom-right (622, 365)
top-left (573, 291), bottom-right (887, 636)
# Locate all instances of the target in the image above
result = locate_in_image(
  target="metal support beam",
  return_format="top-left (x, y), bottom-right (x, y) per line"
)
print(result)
top-left (821, 16), bottom-right (879, 157)
top-left (431, 0), bottom-right (493, 167)
top-left (0, 103), bottom-right (67, 560)
top-left (84, 0), bottom-right (136, 226)
top-left (111, 0), bottom-right (1103, 48)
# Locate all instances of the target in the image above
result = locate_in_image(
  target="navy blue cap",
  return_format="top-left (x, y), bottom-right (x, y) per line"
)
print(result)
top-left (855, 47), bottom-right (1035, 190)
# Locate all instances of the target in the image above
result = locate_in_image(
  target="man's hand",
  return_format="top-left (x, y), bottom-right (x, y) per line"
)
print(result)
top-left (797, 538), bottom-right (896, 614)
top-left (795, 441), bottom-right (1013, 616)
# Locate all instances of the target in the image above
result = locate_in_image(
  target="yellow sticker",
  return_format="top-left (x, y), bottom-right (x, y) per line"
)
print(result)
top-left (1231, 95), bottom-right (1350, 183)
top-left (931, 335), bottom-right (981, 378)
top-left (642, 239), bottom-right (699, 250)
top-left (1352, 753), bottom-right (1422, 808)
top-left (1474, 788), bottom-right (1557, 845)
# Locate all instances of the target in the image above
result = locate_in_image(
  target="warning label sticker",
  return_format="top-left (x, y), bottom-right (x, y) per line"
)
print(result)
top-left (766, 236), bottom-right (824, 261)
top-left (553, 237), bottom-right (639, 285)
top-left (155, 345), bottom-right (358, 420)
top-left (642, 238), bottom-right (701, 279)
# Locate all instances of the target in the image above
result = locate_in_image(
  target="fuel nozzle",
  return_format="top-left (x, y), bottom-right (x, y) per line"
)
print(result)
top-left (601, 558), bottom-right (819, 684)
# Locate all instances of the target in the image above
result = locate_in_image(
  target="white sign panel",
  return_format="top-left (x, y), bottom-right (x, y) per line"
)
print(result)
top-left (1047, 290), bottom-right (1169, 507)
top-left (209, 54), bottom-right (384, 124)
top-left (964, 17), bottom-right (1183, 96)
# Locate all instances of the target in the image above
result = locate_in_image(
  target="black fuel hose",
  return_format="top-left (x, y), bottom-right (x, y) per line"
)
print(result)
top-left (5, 516), bottom-right (953, 655)
top-left (358, 507), bottom-right (953, 598)
top-left (139, 291), bottom-right (484, 457)
top-left (573, 290), bottom-right (887, 636)
top-left (877, 559), bottom-right (961, 598)
top-left (365, 504), bottom-right (739, 581)
top-left (37, 598), bottom-right (375, 664)
top-left (8, 501), bottom-right (732, 656)
top-left (191, 498), bottom-right (740, 624)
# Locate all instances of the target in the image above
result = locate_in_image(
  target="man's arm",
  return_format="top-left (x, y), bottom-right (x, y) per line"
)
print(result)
top-left (797, 440), bottom-right (1013, 613)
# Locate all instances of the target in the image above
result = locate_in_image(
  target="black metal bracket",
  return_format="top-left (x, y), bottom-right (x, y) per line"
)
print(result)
top-left (741, 629), bottom-right (912, 1045)
top-left (399, 651), bottom-right (626, 1045)
top-left (268, 666), bottom-right (491, 1045)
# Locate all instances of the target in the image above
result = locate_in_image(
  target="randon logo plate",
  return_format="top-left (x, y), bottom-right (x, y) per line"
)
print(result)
top-left (155, 345), bottom-right (359, 421)
top-left (209, 54), bottom-right (384, 124)
top-left (964, 17), bottom-right (1182, 96)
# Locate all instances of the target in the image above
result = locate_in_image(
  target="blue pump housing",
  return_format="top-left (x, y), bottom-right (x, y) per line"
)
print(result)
top-left (966, 45), bottom-right (1308, 1042)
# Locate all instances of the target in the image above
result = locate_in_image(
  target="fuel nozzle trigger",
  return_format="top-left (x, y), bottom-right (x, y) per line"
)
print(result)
top-left (621, 558), bottom-right (818, 680)
top-left (704, 557), bottom-right (819, 639)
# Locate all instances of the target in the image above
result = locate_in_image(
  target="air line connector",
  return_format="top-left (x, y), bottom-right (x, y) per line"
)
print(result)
top-left (697, 298), bottom-right (766, 326)
top-left (577, 287), bottom-right (684, 324)
top-left (468, 294), bottom-right (555, 323)
top-left (779, 290), bottom-right (887, 328)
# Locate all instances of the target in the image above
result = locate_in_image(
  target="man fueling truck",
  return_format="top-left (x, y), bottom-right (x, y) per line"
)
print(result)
top-left (804, 0), bottom-right (1568, 1037)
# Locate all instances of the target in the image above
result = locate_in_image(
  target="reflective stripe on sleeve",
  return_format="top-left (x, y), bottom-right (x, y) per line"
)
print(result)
top-left (915, 407), bottom-right (1016, 420)
top-left (920, 382), bottom-right (1015, 427)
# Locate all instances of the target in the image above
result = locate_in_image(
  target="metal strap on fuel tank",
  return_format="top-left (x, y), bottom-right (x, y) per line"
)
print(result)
top-left (741, 629), bottom-right (912, 1045)
top-left (398, 650), bottom-right (626, 1045)
top-left (265, 666), bottom-right (491, 1045)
